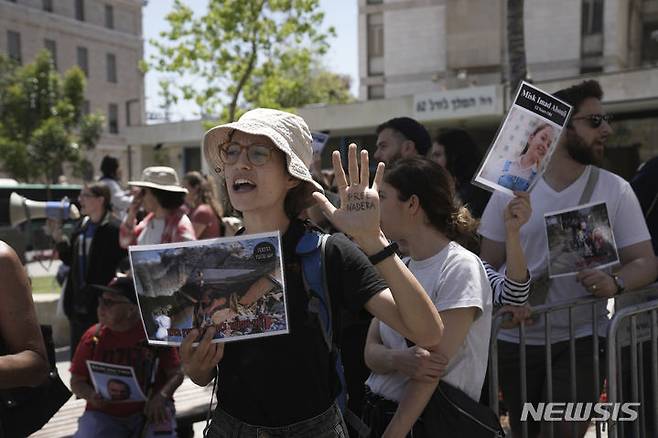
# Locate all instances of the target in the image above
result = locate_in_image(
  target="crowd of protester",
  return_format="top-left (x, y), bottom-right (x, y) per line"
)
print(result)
top-left (2, 78), bottom-right (657, 438)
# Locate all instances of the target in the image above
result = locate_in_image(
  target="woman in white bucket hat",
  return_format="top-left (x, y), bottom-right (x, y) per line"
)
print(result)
top-left (180, 108), bottom-right (443, 437)
top-left (119, 166), bottom-right (196, 247)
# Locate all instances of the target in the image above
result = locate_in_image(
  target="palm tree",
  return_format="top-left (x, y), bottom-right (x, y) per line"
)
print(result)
top-left (507, 0), bottom-right (527, 97)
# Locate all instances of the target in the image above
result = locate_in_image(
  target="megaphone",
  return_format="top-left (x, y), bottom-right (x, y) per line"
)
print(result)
top-left (9, 192), bottom-right (80, 227)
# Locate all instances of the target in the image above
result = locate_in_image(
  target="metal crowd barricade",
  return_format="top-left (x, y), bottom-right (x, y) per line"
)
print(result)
top-left (487, 284), bottom-right (658, 438)
top-left (606, 296), bottom-right (658, 438)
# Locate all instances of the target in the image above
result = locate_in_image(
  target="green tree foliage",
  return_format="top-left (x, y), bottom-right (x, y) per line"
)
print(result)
top-left (0, 50), bottom-right (104, 182)
top-left (148, 0), bottom-right (353, 123)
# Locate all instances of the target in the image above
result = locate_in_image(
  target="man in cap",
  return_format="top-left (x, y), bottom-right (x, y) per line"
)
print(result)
top-left (70, 276), bottom-right (183, 438)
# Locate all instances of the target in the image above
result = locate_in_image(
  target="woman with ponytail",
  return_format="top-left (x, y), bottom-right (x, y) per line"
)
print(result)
top-left (182, 171), bottom-right (225, 239)
top-left (362, 157), bottom-right (520, 437)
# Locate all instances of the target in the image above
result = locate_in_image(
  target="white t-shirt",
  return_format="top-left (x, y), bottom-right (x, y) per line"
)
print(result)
top-left (137, 218), bottom-right (165, 246)
top-left (365, 241), bottom-right (492, 402)
top-left (479, 165), bottom-right (651, 344)
top-left (99, 178), bottom-right (132, 219)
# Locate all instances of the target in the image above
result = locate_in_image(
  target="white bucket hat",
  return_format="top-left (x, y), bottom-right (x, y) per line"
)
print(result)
top-left (128, 166), bottom-right (188, 193)
top-left (202, 108), bottom-right (325, 207)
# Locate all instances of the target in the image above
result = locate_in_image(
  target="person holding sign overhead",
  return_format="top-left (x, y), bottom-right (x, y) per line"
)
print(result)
top-left (479, 80), bottom-right (657, 438)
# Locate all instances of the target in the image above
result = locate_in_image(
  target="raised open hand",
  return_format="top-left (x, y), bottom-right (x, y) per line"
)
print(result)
top-left (312, 144), bottom-right (384, 243)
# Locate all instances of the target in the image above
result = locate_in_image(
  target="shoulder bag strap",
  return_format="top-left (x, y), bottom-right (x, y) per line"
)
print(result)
top-left (578, 166), bottom-right (600, 205)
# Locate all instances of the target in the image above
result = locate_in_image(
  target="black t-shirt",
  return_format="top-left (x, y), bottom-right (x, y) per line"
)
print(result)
top-left (217, 220), bottom-right (387, 426)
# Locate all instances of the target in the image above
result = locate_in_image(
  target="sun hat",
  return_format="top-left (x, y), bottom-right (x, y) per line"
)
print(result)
top-left (91, 276), bottom-right (137, 304)
top-left (128, 166), bottom-right (188, 193)
top-left (202, 108), bottom-right (325, 205)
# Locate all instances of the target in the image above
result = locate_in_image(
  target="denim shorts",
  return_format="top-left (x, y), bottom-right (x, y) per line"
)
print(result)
top-left (207, 402), bottom-right (348, 438)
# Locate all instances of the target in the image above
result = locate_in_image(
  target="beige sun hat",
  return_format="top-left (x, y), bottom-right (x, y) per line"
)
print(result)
top-left (202, 108), bottom-right (325, 206)
top-left (128, 166), bottom-right (188, 193)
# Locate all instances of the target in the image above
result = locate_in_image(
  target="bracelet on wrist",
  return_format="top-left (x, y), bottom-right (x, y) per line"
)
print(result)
top-left (368, 242), bottom-right (399, 265)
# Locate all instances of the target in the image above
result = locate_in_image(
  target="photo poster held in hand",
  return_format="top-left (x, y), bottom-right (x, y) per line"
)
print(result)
top-left (544, 201), bottom-right (620, 278)
top-left (128, 231), bottom-right (288, 346)
top-left (86, 361), bottom-right (146, 402)
top-left (473, 81), bottom-right (573, 195)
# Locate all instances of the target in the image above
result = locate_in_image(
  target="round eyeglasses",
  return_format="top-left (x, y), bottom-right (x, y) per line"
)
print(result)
top-left (219, 143), bottom-right (273, 167)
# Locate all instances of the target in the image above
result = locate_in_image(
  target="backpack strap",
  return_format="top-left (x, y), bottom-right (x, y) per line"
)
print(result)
top-left (296, 227), bottom-right (371, 435)
top-left (296, 230), bottom-right (332, 350)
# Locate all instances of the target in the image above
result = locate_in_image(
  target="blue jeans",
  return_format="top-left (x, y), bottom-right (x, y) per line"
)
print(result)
top-left (207, 403), bottom-right (348, 438)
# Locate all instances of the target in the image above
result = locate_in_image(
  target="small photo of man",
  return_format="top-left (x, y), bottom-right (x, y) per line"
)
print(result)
top-left (107, 378), bottom-right (131, 401)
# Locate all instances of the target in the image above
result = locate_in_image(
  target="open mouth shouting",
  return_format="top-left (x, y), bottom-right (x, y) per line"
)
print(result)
top-left (232, 177), bottom-right (257, 193)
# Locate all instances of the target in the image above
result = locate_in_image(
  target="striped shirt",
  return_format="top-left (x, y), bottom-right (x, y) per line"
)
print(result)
top-left (482, 260), bottom-right (530, 306)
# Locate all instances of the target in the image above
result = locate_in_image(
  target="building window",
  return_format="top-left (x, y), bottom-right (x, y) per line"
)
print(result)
top-left (106, 53), bottom-right (117, 83)
top-left (580, 0), bottom-right (603, 72)
top-left (641, 22), bottom-right (658, 65)
top-left (77, 46), bottom-right (89, 77)
top-left (367, 13), bottom-right (384, 75)
top-left (582, 0), bottom-right (603, 36)
top-left (43, 0), bottom-right (53, 12)
top-left (75, 0), bottom-right (85, 21)
top-left (368, 85), bottom-right (385, 100)
top-left (108, 103), bottom-right (119, 134)
top-left (7, 31), bottom-right (21, 64)
top-left (105, 4), bottom-right (114, 29)
top-left (44, 39), bottom-right (57, 69)
top-left (82, 100), bottom-right (90, 116)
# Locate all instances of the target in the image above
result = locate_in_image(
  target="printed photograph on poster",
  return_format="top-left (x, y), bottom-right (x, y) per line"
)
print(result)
top-left (128, 232), bottom-right (288, 346)
top-left (544, 202), bottom-right (620, 278)
top-left (86, 361), bottom-right (146, 402)
top-left (473, 82), bottom-right (572, 195)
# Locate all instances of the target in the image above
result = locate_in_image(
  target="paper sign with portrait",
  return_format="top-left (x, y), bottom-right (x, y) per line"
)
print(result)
top-left (473, 82), bottom-right (572, 195)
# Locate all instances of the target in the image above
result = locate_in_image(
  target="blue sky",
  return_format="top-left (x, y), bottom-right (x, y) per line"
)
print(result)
top-left (142, 0), bottom-right (358, 121)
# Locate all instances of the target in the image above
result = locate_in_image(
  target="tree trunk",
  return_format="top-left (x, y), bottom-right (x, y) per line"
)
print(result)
top-left (227, 0), bottom-right (266, 122)
top-left (507, 0), bottom-right (527, 97)
top-left (228, 38), bottom-right (258, 123)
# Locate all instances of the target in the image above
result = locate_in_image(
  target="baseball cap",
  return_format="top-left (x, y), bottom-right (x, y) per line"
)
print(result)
top-left (91, 276), bottom-right (137, 304)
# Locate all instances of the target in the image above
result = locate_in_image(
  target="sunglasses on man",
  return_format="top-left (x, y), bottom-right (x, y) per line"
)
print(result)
top-left (571, 114), bottom-right (612, 129)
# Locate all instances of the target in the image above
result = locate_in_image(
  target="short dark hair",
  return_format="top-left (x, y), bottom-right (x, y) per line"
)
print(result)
top-left (148, 187), bottom-right (186, 210)
top-left (100, 155), bottom-right (119, 179)
top-left (553, 80), bottom-right (603, 120)
top-left (376, 117), bottom-right (432, 156)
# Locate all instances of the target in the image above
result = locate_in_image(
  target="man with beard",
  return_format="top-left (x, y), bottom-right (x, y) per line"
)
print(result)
top-left (373, 117), bottom-right (431, 166)
top-left (479, 80), bottom-right (657, 438)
